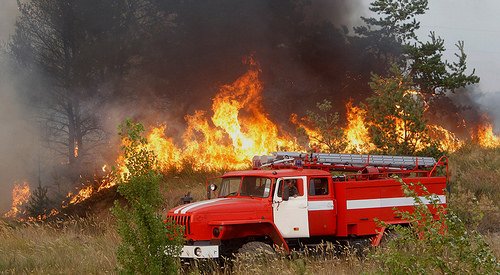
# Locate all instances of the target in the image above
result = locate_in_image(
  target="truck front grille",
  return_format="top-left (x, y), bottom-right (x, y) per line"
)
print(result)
top-left (166, 214), bottom-right (191, 235)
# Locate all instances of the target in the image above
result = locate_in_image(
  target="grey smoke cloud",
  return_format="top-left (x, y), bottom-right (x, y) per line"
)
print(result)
top-left (0, 59), bottom-right (39, 212)
top-left (0, 0), bottom-right (17, 42)
top-left (0, 0), bottom-right (36, 212)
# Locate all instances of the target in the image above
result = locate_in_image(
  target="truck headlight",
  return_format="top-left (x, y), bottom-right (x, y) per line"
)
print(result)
top-left (194, 247), bottom-right (202, 257)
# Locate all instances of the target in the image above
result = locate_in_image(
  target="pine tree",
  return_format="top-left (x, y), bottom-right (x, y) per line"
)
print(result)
top-left (26, 182), bottom-right (51, 219)
top-left (356, 0), bottom-right (479, 100)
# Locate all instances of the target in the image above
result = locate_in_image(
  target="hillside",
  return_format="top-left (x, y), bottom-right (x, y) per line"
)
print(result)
top-left (0, 146), bottom-right (499, 273)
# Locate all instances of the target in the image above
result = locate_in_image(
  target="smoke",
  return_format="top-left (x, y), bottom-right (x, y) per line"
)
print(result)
top-left (473, 88), bottom-right (500, 133)
top-left (0, 0), bottom-right (17, 43)
top-left (0, 0), bottom-right (39, 211)
top-left (1, 0), bottom-right (497, 213)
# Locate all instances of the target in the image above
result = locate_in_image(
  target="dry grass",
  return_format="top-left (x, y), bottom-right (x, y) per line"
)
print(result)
top-left (186, 244), bottom-right (373, 275)
top-left (448, 145), bottom-right (500, 233)
top-left (1, 146), bottom-right (499, 273)
top-left (0, 217), bottom-right (119, 274)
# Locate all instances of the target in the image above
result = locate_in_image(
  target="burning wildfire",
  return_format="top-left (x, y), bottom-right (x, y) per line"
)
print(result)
top-left (290, 113), bottom-right (327, 152)
top-left (62, 58), bottom-right (499, 207)
top-left (64, 58), bottom-right (302, 205)
top-left (344, 101), bottom-right (375, 153)
top-left (4, 181), bottom-right (30, 219)
top-left (476, 122), bottom-right (500, 148)
top-left (427, 125), bottom-right (464, 152)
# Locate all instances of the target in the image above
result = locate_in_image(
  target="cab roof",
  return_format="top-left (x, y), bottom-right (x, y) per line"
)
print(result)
top-left (223, 169), bottom-right (331, 178)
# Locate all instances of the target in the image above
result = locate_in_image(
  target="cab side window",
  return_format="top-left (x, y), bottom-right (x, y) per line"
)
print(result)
top-left (277, 178), bottom-right (304, 197)
top-left (309, 178), bottom-right (329, 196)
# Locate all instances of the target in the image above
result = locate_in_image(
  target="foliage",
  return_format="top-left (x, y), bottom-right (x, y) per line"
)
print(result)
top-left (111, 119), bottom-right (183, 274)
top-left (357, 0), bottom-right (428, 43)
top-left (26, 182), bottom-right (51, 219)
top-left (370, 178), bottom-right (499, 274)
top-left (405, 34), bottom-right (480, 99)
top-left (357, 0), bottom-right (479, 100)
top-left (365, 67), bottom-right (440, 156)
top-left (301, 99), bottom-right (347, 153)
top-left (354, 0), bottom-right (428, 68)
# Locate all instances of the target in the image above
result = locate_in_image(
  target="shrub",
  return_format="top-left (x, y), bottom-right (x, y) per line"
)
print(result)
top-left (370, 178), bottom-right (499, 274)
top-left (112, 120), bottom-right (183, 274)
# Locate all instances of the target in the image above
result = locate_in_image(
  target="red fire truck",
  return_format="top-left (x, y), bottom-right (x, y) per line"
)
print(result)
top-left (166, 152), bottom-right (448, 259)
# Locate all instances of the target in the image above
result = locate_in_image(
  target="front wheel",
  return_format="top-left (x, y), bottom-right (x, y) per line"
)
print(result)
top-left (236, 241), bottom-right (276, 260)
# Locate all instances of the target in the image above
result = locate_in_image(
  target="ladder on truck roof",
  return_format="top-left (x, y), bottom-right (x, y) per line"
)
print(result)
top-left (252, 151), bottom-right (438, 172)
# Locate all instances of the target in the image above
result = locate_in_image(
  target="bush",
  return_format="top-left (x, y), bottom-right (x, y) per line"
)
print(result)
top-left (370, 178), bottom-right (499, 274)
top-left (112, 120), bottom-right (183, 274)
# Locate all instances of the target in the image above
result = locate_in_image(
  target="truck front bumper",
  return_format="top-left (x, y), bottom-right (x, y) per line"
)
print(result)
top-left (180, 245), bottom-right (219, 258)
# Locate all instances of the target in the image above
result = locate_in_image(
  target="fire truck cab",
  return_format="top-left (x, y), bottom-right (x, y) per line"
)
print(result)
top-left (167, 152), bottom-right (447, 259)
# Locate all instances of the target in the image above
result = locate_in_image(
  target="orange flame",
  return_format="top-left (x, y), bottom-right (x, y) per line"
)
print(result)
top-left (290, 113), bottom-right (328, 152)
top-left (74, 141), bottom-right (79, 158)
top-left (4, 181), bottom-right (30, 219)
top-left (344, 101), bottom-right (375, 153)
top-left (178, 63), bottom-right (300, 170)
top-left (64, 59), bottom-right (302, 205)
top-left (477, 122), bottom-right (500, 148)
top-left (67, 185), bottom-right (94, 205)
top-left (427, 125), bottom-right (464, 152)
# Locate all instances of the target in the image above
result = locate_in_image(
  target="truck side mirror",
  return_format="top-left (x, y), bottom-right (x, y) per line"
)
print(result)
top-left (282, 185), bottom-right (289, 201)
top-left (207, 184), bottom-right (218, 199)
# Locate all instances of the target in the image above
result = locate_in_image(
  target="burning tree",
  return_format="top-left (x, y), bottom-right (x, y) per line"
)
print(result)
top-left (366, 67), bottom-right (438, 156)
top-left (298, 99), bottom-right (347, 153)
top-left (26, 182), bottom-right (51, 219)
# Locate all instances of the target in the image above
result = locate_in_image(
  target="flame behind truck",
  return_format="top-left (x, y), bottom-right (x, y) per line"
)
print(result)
top-left (166, 152), bottom-right (448, 258)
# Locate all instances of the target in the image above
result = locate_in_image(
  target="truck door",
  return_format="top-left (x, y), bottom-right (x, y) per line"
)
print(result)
top-left (307, 177), bottom-right (336, 236)
top-left (272, 176), bottom-right (310, 238)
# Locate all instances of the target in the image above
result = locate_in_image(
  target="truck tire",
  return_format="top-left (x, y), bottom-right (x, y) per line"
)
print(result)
top-left (237, 241), bottom-right (276, 258)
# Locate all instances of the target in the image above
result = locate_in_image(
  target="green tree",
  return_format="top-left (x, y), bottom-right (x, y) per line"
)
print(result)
top-left (26, 182), bottom-right (51, 219)
top-left (366, 67), bottom-right (439, 156)
top-left (357, 0), bottom-right (479, 101)
top-left (112, 119), bottom-right (183, 274)
top-left (300, 99), bottom-right (347, 153)
top-left (405, 34), bottom-right (479, 99)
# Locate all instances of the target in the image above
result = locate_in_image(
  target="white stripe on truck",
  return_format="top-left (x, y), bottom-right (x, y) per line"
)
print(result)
top-left (347, 195), bottom-right (446, 210)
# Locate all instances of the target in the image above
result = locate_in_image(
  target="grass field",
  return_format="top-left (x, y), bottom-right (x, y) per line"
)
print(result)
top-left (0, 145), bottom-right (499, 274)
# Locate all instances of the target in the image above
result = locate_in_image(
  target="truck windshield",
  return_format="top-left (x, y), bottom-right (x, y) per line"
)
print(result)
top-left (218, 176), bottom-right (272, 198)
